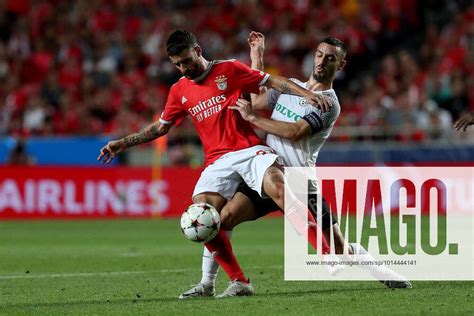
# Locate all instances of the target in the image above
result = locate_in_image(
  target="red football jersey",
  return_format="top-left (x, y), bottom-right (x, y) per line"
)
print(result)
top-left (160, 59), bottom-right (270, 166)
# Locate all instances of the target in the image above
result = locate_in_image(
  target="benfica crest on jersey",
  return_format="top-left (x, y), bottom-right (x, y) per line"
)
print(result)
top-left (215, 75), bottom-right (227, 90)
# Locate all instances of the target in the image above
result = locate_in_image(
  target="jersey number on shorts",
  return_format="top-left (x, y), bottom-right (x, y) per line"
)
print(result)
top-left (256, 149), bottom-right (275, 155)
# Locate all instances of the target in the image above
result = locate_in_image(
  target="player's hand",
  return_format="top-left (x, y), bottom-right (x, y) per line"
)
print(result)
top-left (454, 111), bottom-right (474, 132)
top-left (248, 31), bottom-right (265, 61)
top-left (229, 98), bottom-right (257, 122)
top-left (97, 139), bottom-right (127, 164)
top-left (305, 93), bottom-right (332, 113)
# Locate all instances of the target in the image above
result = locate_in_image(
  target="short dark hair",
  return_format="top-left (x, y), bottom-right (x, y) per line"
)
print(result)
top-left (320, 36), bottom-right (347, 58)
top-left (166, 30), bottom-right (198, 56)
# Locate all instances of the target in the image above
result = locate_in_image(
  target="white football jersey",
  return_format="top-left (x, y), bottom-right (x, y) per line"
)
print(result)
top-left (265, 79), bottom-right (340, 194)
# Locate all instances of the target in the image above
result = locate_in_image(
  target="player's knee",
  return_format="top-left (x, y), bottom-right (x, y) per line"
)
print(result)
top-left (267, 181), bottom-right (285, 207)
top-left (219, 209), bottom-right (237, 230)
top-left (263, 167), bottom-right (285, 206)
top-left (276, 183), bottom-right (285, 205)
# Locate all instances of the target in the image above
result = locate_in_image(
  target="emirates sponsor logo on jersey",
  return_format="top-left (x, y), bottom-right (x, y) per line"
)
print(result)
top-left (215, 75), bottom-right (228, 90)
top-left (188, 94), bottom-right (227, 122)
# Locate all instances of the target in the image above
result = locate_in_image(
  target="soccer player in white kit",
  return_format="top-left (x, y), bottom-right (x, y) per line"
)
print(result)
top-left (180, 32), bottom-right (412, 298)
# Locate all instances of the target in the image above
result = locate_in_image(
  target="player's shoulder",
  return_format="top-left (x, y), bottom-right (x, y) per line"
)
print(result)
top-left (169, 81), bottom-right (180, 91)
top-left (322, 89), bottom-right (340, 106)
top-left (204, 59), bottom-right (238, 73)
top-left (171, 76), bottom-right (187, 86)
top-left (321, 88), bottom-right (338, 98)
top-left (169, 78), bottom-right (187, 95)
top-left (305, 89), bottom-right (340, 117)
top-left (214, 59), bottom-right (237, 64)
top-left (214, 59), bottom-right (254, 70)
top-left (212, 59), bottom-right (240, 68)
top-left (322, 89), bottom-right (341, 116)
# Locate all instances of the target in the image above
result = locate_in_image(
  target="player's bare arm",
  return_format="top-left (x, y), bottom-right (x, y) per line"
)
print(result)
top-left (248, 31), bottom-right (269, 110)
top-left (230, 98), bottom-right (311, 142)
top-left (97, 121), bottom-right (172, 164)
top-left (454, 111), bottom-right (474, 132)
top-left (247, 32), bottom-right (331, 112)
top-left (248, 31), bottom-right (264, 71)
top-left (264, 75), bottom-right (331, 113)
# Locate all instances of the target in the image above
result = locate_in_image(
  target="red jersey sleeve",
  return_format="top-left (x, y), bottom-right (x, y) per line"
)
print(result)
top-left (159, 84), bottom-right (187, 126)
top-left (232, 60), bottom-right (269, 94)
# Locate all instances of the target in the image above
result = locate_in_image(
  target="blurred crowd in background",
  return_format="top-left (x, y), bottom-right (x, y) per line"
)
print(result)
top-left (0, 0), bottom-right (472, 165)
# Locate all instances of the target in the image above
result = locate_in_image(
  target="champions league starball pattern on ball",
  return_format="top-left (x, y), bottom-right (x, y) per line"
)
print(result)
top-left (180, 203), bottom-right (221, 243)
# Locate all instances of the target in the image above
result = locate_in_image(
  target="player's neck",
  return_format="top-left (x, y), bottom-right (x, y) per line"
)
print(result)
top-left (191, 57), bottom-right (211, 82)
top-left (200, 57), bottom-right (210, 70)
top-left (306, 77), bottom-right (332, 91)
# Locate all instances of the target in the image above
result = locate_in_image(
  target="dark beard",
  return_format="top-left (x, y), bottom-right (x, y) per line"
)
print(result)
top-left (313, 71), bottom-right (328, 83)
top-left (184, 70), bottom-right (198, 79)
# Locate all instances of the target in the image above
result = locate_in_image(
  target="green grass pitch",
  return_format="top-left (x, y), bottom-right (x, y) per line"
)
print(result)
top-left (0, 218), bottom-right (472, 315)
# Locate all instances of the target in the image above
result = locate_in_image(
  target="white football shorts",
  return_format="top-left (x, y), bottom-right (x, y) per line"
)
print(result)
top-left (193, 145), bottom-right (281, 200)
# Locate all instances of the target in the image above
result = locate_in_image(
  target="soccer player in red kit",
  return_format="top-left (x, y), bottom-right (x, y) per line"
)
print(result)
top-left (98, 30), bottom-right (329, 298)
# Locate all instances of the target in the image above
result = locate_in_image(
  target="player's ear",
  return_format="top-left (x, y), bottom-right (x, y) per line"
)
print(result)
top-left (194, 46), bottom-right (202, 57)
top-left (338, 59), bottom-right (346, 71)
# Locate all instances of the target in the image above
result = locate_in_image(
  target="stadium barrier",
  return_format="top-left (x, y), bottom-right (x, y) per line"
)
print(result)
top-left (1, 137), bottom-right (474, 166)
top-left (0, 136), bottom-right (117, 165)
top-left (2, 164), bottom-right (470, 219)
top-left (0, 166), bottom-right (202, 219)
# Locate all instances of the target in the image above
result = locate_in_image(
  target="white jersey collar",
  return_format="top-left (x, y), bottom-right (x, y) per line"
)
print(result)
top-left (303, 81), bottom-right (334, 93)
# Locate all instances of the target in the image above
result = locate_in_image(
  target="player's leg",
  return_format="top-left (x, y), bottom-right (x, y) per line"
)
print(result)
top-left (323, 224), bottom-right (353, 254)
top-left (349, 242), bottom-right (413, 289)
top-left (195, 192), bottom-right (231, 293)
top-left (180, 158), bottom-right (251, 299)
top-left (216, 184), bottom-right (294, 298)
top-left (230, 146), bottom-right (328, 253)
top-left (191, 192), bottom-right (258, 294)
top-left (220, 192), bottom-right (261, 230)
top-left (180, 192), bottom-right (253, 299)
top-left (213, 192), bottom-right (260, 298)
top-left (311, 196), bottom-right (412, 288)
top-left (185, 181), bottom-right (280, 299)
top-left (179, 192), bottom-right (227, 299)
top-left (194, 193), bottom-right (249, 280)
top-left (193, 192), bottom-right (228, 210)
top-left (261, 164), bottom-right (285, 208)
top-left (261, 164), bottom-right (330, 254)
top-left (308, 195), bottom-right (352, 255)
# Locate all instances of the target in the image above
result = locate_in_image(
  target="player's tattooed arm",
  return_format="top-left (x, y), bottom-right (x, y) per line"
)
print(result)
top-left (264, 75), bottom-right (331, 112)
top-left (98, 122), bottom-right (172, 164)
top-left (123, 123), bottom-right (162, 147)
top-left (280, 81), bottom-right (290, 94)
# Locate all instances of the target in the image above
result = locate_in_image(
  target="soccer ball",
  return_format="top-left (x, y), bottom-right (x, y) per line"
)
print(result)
top-left (180, 203), bottom-right (221, 243)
